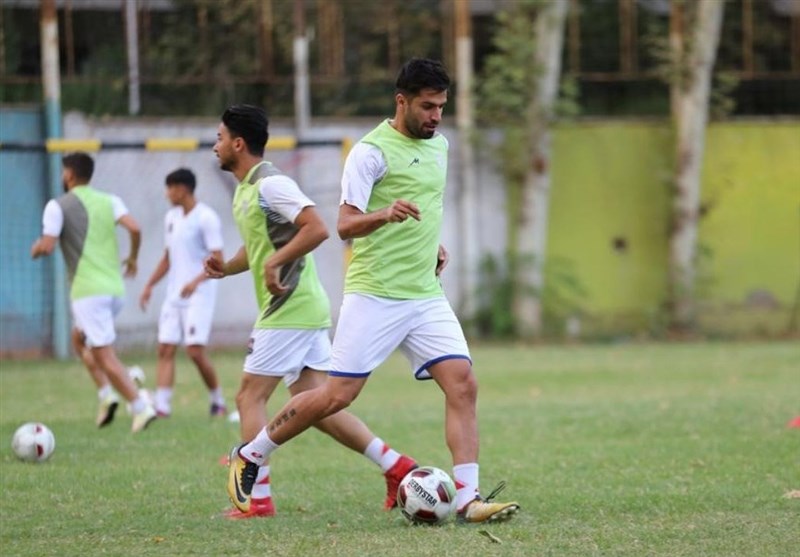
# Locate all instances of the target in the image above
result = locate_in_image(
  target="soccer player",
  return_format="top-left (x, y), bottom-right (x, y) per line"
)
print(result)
top-left (139, 168), bottom-right (228, 418)
top-left (228, 59), bottom-right (519, 523)
top-left (31, 152), bottom-right (157, 433)
top-left (205, 104), bottom-right (417, 518)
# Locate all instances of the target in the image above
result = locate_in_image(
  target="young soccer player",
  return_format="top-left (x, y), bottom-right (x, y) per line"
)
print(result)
top-left (206, 104), bottom-right (416, 518)
top-left (227, 59), bottom-right (520, 523)
top-left (139, 168), bottom-right (227, 418)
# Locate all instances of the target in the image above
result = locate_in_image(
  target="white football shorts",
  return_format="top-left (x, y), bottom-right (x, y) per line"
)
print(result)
top-left (71, 295), bottom-right (124, 348)
top-left (330, 293), bottom-right (471, 380)
top-left (157, 297), bottom-right (215, 346)
top-left (243, 328), bottom-right (331, 387)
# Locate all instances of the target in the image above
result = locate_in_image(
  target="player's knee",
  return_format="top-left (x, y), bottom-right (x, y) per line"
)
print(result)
top-left (185, 344), bottom-right (204, 362)
top-left (157, 343), bottom-right (176, 359)
top-left (325, 388), bottom-right (356, 414)
top-left (449, 368), bottom-right (478, 406)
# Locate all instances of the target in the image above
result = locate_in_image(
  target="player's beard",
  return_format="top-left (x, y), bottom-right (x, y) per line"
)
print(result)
top-left (62, 180), bottom-right (68, 192)
top-left (405, 113), bottom-right (435, 139)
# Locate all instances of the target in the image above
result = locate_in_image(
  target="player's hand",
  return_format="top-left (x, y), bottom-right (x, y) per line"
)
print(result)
top-left (264, 262), bottom-right (288, 296)
top-left (180, 281), bottom-right (198, 298)
top-left (436, 244), bottom-right (449, 276)
top-left (384, 199), bottom-right (420, 224)
top-left (139, 286), bottom-right (151, 311)
top-left (204, 255), bottom-right (225, 279)
top-left (123, 257), bottom-right (137, 278)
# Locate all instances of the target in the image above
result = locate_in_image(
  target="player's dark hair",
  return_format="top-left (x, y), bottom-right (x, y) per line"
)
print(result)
top-left (62, 152), bottom-right (94, 183)
top-left (221, 104), bottom-right (269, 157)
top-left (165, 168), bottom-right (196, 193)
top-left (395, 58), bottom-right (450, 98)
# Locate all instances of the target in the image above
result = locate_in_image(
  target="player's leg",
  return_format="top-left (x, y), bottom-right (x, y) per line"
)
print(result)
top-left (184, 296), bottom-right (226, 415)
top-left (154, 343), bottom-right (177, 416)
top-left (290, 366), bottom-right (417, 509)
top-left (73, 326), bottom-right (119, 427)
top-left (407, 297), bottom-right (519, 523)
top-left (77, 295), bottom-right (156, 433)
top-left (224, 371), bottom-right (282, 519)
top-left (153, 302), bottom-right (181, 417)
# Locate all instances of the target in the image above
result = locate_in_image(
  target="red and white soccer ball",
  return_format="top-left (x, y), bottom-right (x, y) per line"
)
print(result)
top-left (11, 422), bottom-right (55, 463)
top-left (397, 466), bottom-right (457, 525)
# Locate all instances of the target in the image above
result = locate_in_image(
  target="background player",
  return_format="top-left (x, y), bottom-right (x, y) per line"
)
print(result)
top-left (139, 168), bottom-right (227, 418)
top-left (31, 152), bottom-right (157, 433)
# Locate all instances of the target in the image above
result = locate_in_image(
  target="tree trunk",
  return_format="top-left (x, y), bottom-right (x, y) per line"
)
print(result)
top-left (514, 0), bottom-right (569, 340)
top-left (669, 1), bottom-right (725, 331)
top-left (454, 0), bottom-right (479, 325)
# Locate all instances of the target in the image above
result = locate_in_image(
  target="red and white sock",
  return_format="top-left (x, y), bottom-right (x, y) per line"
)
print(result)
top-left (363, 437), bottom-right (400, 473)
top-left (241, 428), bottom-right (279, 465)
top-left (453, 463), bottom-right (479, 511)
top-left (251, 465), bottom-right (272, 507)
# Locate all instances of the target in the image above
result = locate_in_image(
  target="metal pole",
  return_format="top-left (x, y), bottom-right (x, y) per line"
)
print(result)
top-left (293, 0), bottom-right (311, 136)
top-left (124, 0), bottom-right (141, 115)
top-left (40, 0), bottom-right (69, 359)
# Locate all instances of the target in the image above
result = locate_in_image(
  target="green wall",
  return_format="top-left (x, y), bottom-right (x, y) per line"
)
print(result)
top-left (547, 121), bottom-right (800, 336)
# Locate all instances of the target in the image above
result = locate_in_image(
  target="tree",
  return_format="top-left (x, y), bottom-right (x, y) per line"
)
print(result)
top-left (667, 0), bottom-right (725, 331)
top-left (476, 0), bottom-right (569, 340)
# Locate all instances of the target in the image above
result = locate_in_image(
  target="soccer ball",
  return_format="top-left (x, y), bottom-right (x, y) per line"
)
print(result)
top-left (11, 422), bottom-right (55, 463)
top-left (397, 466), bottom-right (457, 525)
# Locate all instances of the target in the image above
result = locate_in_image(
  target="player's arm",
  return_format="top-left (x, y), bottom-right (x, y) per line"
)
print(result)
top-left (264, 206), bottom-right (329, 295)
top-left (139, 250), bottom-right (170, 310)
top-left (30, 235), bottom-right (58, 259)
top-left (31, 200), bottom-right (62, 259)
top-left (117, 213), bottom-right (141, 278)
top-left (181, 249), bottom-right (223, 298)
top-left (337, 200), bottom-right (420, 240)
top-left (205, 246), bottom-right (248, 279)
top-left (336, 142), bottom-right (419, 240)
top-left (436, 244), bottom-right (449, 276)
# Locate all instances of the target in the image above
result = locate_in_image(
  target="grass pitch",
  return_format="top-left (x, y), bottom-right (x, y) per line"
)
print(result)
top-left (1, 341), bottom-right (798, 556)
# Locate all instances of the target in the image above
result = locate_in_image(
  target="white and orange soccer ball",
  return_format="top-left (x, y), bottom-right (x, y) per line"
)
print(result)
top-left (397, 466), bottom-right (457, 525)
top-left (11, 422), bottom-right (55, 463)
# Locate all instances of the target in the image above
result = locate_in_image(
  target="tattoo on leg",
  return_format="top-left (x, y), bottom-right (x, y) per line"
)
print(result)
top-left (268, 408), bottom-right (297, 433)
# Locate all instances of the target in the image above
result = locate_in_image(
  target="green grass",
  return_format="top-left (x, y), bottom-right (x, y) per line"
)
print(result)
top-left (1, 341), bottom-right (799, 556)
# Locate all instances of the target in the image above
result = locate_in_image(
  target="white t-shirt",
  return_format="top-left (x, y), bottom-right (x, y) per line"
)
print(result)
top-left (258, 174), bottom-right (315, 222)
top-left (164, 202), bottom-right (223, 304)
top-left (339, 142), bottom-right (387, 212)
top-left (41, 195), bottom-right (128, 236)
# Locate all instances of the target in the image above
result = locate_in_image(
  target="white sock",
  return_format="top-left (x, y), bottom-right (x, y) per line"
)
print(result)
top-left (98, 385), bottom-right (113, 401)
top-left (251, 464), bottom-right (272, 503)
top-left (209, 387), bottom-right (225, 406)
top-left (130, 396), bottom-right (148, 415)
top-left (453, 463), bottom-right (479, 511)
top-left (363, 437), bottom-right (401, 473)
top-left (154, 388), bottom-right (172, 414)
top-left (241, 428), bottom-right (280, 466)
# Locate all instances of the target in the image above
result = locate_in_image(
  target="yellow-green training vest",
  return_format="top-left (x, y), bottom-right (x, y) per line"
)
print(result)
top-left (232, 161), bottom-right (331, 329)
top-left (56, 185), bottom-right (125, 300)
top-left (345, 119), bottom-right (448, 299)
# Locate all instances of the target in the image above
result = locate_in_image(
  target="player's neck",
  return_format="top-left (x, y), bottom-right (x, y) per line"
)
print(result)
top-left (180, 197), bottom-right (197, 214)
top-left (234, 155), bottom-right (264, 182)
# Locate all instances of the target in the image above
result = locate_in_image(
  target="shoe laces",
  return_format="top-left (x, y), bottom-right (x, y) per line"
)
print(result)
top-left (482, 481), bottom-right (507, 503)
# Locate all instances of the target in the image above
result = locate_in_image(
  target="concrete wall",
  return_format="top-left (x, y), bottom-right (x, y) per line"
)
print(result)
top-left (5, 112), bottom-right (796, 353)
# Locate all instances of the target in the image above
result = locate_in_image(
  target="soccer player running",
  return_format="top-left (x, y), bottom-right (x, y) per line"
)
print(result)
top-left (206, 104), bottom-right (417, 518)
top-left (228, 59), bottom-right (519, 524)
top-left (139, 168), bottom-right (228, 418)
top-left (31, 152), bottom-right (157, 433)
